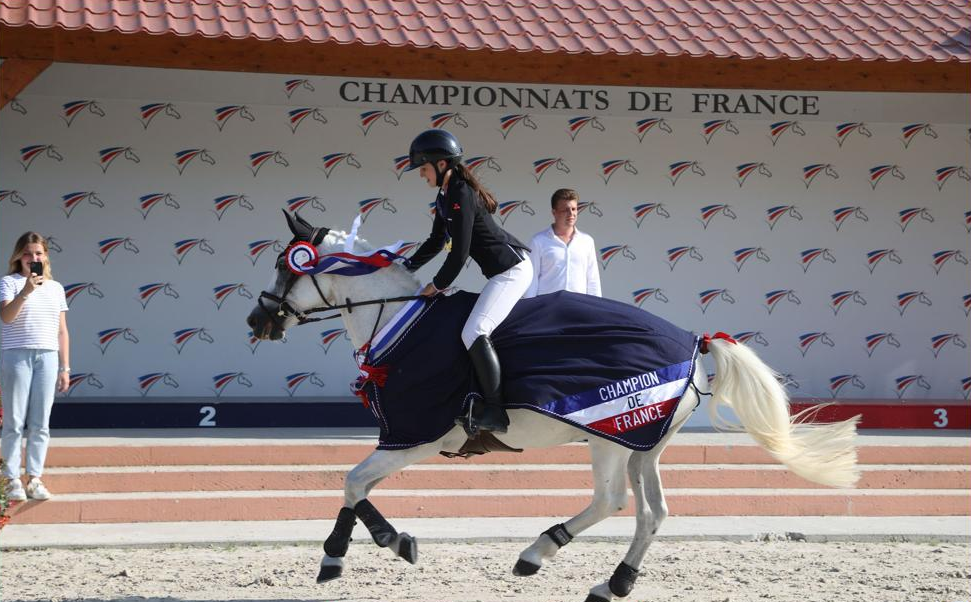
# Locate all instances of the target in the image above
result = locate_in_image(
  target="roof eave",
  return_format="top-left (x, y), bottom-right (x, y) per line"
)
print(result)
top-left (2, 24), bottom-right (969, 93)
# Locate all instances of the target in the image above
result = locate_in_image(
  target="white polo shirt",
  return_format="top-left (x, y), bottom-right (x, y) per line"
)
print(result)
top-left (525, 227), bottom-right (602, 298)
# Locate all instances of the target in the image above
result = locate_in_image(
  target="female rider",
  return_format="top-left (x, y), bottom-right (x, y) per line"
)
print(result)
top-left (406, 129), bottom-right (533, 434)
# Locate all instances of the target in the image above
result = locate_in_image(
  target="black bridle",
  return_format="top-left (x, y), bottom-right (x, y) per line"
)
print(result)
top-left (258, 285), bottom-right (421, 326)
top-left (256, 230), bottom-right (422, 337)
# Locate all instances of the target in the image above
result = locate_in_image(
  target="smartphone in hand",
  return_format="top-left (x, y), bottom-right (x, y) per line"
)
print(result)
top-left (29, 261), bottom-right (43, 276)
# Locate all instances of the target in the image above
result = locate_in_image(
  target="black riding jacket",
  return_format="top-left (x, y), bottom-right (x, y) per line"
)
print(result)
top-left (408, 177), bottom-right (529, 290)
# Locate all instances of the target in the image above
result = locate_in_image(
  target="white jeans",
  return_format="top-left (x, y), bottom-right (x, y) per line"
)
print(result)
top-left (1, 348), bottom-right (58, 479)
top-left (462, 255), bottom-right (533, 349)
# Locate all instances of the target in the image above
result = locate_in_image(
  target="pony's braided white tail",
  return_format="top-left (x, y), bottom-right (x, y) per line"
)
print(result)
top-left (706, 338), bottom-right (860, 488)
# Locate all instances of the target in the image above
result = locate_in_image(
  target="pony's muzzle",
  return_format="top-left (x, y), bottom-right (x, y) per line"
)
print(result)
top-left (246, 306), bottom-right (284, 340)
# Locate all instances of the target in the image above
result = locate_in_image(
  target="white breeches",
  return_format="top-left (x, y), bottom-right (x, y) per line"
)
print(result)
top-left (461, 255), bottom-right (533, 349)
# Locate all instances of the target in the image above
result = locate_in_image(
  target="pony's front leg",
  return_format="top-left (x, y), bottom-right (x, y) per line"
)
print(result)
top-left (514, 438), bottom-right (630, 577)
top-left (317, 505), bottom-right (357, 583)
top-left (318, 443), bottom-right (441, 583)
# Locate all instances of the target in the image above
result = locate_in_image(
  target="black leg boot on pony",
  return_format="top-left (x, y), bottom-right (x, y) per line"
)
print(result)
top-left (465, 334), bottom-right (510, 435)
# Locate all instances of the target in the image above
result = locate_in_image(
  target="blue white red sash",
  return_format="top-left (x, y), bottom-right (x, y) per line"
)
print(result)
top-left (351, 290), bottom-right (429, 406)
top-left (302, 247), bottom-right (409, 277)
top-left (539, 360), bottom-right (692, 438)
top-left (368, 291), bottom-right (427, 360)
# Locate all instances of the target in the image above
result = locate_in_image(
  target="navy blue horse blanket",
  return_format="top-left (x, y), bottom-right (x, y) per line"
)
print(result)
top-left (358, 291), bottom-right (700, 451)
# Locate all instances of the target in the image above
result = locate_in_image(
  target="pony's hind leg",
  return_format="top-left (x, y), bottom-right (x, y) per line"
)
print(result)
top-left (514, 438), bottom-right (631, 577)
top-left (584, 373), bottom-right (698, 601)
top-left (318, 442), bottom-right (442, 583)
top-left (619, 387), bottom-right (697, 571)
top-left (583, 450), bottom-right (667, 602)
top-left (624, 448), bottom-right (669, 566)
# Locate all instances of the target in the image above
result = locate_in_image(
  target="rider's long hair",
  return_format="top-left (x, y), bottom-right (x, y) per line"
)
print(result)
top-left (7, 231), bottom-right (52, 279)
top-left (452, 163), bottom-right (497, 214)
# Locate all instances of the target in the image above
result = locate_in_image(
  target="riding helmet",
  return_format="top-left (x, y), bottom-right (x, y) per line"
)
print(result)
top-left (407, 129), bottom-right (463, 171)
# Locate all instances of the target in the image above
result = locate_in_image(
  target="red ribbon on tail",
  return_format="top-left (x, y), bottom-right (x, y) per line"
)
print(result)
top-left (700, 331), bottom-right (737, 354)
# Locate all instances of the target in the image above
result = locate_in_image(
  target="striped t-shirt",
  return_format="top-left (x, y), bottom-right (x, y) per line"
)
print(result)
top-left (0, 274), bottom-right (68, 351)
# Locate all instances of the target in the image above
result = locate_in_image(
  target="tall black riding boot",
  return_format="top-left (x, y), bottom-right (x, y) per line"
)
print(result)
top-left (465, 334), bottom-right (510, 434)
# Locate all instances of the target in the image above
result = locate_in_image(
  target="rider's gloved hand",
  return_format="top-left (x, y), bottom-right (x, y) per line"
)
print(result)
top-left (419, 282), bottom-right (440, 297)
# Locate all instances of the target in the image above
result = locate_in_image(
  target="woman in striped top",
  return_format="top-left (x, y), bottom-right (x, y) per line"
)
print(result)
top-left (1, 232), bottom-right (70, 501)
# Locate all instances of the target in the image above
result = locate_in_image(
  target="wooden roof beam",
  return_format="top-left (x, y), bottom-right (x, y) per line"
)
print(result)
top-left (1, 25), bottom-right (968, 93)
top-left (0, 57), bottom-right (52, 109)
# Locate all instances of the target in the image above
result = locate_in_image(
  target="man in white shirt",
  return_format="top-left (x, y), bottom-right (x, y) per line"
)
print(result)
top-left (525, 188), bottom-right (602, 298)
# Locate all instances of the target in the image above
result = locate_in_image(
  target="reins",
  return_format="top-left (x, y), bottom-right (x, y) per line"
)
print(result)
top-left (259, 287), bottom-right (422, 325)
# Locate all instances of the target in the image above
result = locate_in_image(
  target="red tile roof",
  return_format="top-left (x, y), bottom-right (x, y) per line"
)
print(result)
top-left (1, 0), bottom-right (969, 62)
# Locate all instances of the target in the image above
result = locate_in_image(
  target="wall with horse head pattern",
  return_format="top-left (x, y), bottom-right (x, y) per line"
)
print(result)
top-left (0, 64), bottom-right (968, 425)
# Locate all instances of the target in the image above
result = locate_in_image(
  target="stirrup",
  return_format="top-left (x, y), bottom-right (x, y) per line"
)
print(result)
top-left (456, 400), bottom-right (509, 437)
top-left (456, 402), bottom-right (477, 437)
top-left (456, 399), bottom-right (510, 436)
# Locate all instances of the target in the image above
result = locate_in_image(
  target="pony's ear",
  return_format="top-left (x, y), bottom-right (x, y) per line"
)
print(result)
top-left (283, 208), bottom-right (330, 244)
top-left (311, 226), bottom-right (330, 246)
top-left (294, 211), bottom-right (314, 230)
top-left (283, 209), bottom-right (316, 240)
top-left (293, 211), bottom-right (331, 244)
top-left (283, 208), bottom-right (300, 236)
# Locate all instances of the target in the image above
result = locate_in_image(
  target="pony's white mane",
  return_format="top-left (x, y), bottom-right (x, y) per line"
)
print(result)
top-left (321, 230), bottom-right (415, 278)
top-left (322, 229), bottom-right (363, 252)
top-left (310, 229), bottom-right (421, 347)
top-left (322, 229), bottom-right (397, 257)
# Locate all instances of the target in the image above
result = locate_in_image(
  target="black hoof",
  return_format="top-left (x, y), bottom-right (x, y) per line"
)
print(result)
top-left (397, 533), bottom-right (419, 565)
top-left (372, 531), bottom-right (395, 548)
top-left (316, 564), bottom-right (343, 583)
top-left (584, 594), bottom-right (610, 602)
top-left (512, 558), bottom-right (540, 576)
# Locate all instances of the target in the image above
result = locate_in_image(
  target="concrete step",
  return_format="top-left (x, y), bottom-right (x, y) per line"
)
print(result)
top-left (37, 464), bottom-right (971, 493)
top-left (7, 488), bottom-right (968, 524)
top-left (9, 431), bottom-right (966, 528)
top-left (43, 442), bottom-right (971, 467)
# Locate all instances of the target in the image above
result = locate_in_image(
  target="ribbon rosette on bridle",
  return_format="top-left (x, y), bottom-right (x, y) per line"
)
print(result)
top-left (286, 215), bottom-right (411, 277)
top-left (284, 241), bottom-right (320, 274)
top-left (285, 243), bottom-right (410, 277)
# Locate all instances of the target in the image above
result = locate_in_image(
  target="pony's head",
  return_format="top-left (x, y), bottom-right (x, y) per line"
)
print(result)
top-left (247, 211), bottom-right (331, 341)
top-left (247, 211), bottom-right (416, 342)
